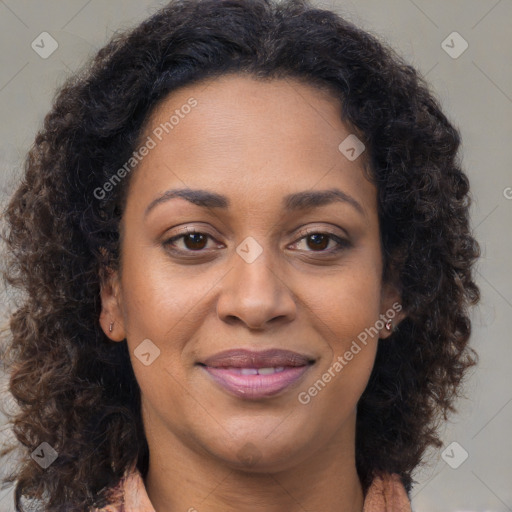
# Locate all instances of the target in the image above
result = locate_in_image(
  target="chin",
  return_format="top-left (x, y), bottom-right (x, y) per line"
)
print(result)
top-left (202, 433), bottom-right (315, 474)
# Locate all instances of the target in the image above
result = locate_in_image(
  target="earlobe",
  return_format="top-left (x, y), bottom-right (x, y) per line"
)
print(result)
top-left (99, 270), bottom-right (126, 342)
top-left (379, 314), bottom-right (401, 340)
top-left (379, 283), bottom-right (406, 339)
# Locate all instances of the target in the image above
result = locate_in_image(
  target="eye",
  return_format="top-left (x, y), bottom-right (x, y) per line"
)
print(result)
top-left (163, 228), bottom-right (220, 253)
top-left (291, 230), bottom-right (351, 253)
top-left (162, 227), bottom-right (351, 256)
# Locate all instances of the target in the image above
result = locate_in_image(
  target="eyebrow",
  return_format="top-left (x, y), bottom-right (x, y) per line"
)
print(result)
top-left (144, 187), bottom-right (365, 217)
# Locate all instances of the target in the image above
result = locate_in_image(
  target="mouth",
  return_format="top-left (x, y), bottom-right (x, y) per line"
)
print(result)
top-left (197, 349), bottom-right (316, 400)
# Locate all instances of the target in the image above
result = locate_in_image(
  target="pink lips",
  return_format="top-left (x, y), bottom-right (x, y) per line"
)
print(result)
top-left (198, 349), bottom-right (315, 400)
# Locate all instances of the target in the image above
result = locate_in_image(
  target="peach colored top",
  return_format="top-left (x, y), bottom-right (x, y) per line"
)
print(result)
top-left (93, 467), bottom-right (412, 511)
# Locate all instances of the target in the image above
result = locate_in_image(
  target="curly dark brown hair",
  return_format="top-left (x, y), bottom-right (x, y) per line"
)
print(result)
top-left (0, 0), bottom-right (480, 510)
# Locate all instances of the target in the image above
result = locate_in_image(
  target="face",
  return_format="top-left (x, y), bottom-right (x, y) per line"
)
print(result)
top-left (100, 74), bottom-right (403, 472)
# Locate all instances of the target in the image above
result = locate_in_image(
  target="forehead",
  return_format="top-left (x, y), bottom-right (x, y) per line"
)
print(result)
top-left (142, 73), bottom-right (348, 153)
top-left (128, 74), bottom-right (374, 215)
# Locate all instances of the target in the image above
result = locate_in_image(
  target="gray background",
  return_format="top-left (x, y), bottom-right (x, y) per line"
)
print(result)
top-left (0, 1), bottom-right (511, 511)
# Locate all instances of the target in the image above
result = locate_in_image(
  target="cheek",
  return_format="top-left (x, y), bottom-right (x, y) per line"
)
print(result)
top-left (118, 246), bottom-right (220, 397)
top-left (119, 244), bottom-right (207, 338)
top-left (307, 251), bottom-right (383, 337)
top-left (299, 251), bottom-right (382, 405)
top-left (297, 281), bottom-right (380, 432)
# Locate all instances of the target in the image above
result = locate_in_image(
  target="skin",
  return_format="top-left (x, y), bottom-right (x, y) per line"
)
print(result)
top-left (99, 74), bottom-right (405, 512)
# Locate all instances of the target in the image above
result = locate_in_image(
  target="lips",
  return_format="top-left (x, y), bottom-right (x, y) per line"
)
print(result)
top-left (200, 348), bottom-right (314, 369)
top-left (198, 349), bottom-right (315, 400)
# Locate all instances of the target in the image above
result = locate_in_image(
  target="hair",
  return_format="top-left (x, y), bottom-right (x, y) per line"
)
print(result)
top-left (0, 0), bottom-right (480, 510)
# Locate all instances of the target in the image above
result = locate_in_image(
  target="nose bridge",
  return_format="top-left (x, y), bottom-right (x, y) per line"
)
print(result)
top-left (216, 237), bottom-right (296, 329)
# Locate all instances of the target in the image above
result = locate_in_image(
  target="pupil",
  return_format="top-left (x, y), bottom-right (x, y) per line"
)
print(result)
top-left (186, 233), bottom-right (206, 250)
top-left (309, 234), bottom-right (327, 250)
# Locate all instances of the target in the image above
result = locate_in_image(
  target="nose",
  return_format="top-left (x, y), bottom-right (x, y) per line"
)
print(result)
top-left (216, 246), bottom-right (297, 330)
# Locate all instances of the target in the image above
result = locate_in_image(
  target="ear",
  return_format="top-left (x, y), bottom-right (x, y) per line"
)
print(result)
top-left (99, 268), bottom-right (126, 342)
top-left (378, 280), bottom-right (406, 340)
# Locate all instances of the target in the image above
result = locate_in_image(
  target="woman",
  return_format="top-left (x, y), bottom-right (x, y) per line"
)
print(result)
top-left (0, 0), bottom-right (480, 510)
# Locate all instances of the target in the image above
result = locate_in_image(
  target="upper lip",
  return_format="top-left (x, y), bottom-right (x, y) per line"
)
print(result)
top-left (200, 349), bottom-right (315, 369)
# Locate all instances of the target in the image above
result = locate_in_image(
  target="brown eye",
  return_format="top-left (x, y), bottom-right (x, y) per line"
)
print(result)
top-left (305, 233), bottom-right (330, 251)
top-left (163, 230), bottom-right (216, 253)
top-left (181, 233), bottom-right (208, 250)
top-left (293, 231), bottom-right (350, 253)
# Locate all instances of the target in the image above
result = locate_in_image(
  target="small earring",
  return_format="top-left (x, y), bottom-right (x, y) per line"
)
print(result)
top-left (384, 318), bottom-right (393, 332)
top-left (109, 321), bottom-right (114, 333)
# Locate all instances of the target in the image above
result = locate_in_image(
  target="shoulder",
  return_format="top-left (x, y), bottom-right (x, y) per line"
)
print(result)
top-left (89, 472), bottom-right (128, 512)
top-left (92, 465), bottom-right (155, 512)
top-left (363, 473), bottom-right (412, 512)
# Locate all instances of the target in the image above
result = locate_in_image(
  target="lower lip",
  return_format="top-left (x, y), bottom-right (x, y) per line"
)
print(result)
top-left (201, 365), bottom-right (312, 400)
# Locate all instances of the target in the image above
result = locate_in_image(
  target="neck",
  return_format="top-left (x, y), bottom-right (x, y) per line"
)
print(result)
top-left (143, 414), bottom-right (364, 512)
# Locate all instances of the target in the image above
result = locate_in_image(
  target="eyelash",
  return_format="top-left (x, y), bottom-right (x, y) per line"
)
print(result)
top-left (162, 227), bottom-right (351, 256)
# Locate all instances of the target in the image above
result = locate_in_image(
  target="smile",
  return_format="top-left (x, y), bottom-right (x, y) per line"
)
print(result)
top-left (200, 364), bottom-right (314, 400)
